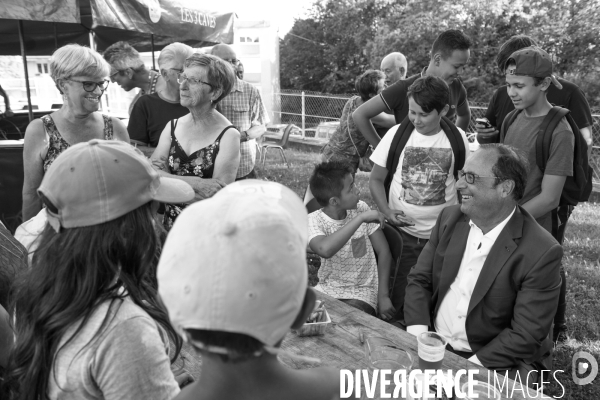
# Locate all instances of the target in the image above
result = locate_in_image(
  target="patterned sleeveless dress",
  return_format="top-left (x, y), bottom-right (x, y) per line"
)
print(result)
top-left (41, 114), bottom-right (114, 172)
top-left (163, 120), bottom-right (234, 230)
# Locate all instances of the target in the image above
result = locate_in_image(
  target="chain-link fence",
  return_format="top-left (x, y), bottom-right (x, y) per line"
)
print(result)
top-left (271, 90), bottom-right (600, 184)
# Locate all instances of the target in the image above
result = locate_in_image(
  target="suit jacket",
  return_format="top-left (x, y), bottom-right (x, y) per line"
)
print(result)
top-left (404, 205), bottom-right (562, 369)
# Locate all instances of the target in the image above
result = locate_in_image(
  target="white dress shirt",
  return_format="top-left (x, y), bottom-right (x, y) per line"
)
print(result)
top-left (407, 207), bottom-right (516, 366)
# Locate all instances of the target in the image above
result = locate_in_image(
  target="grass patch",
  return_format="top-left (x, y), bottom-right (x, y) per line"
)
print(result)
top-left (255, 148), bottom-right (600, 399)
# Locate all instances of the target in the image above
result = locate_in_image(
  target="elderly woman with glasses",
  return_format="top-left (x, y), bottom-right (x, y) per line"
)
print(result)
top-left (150, 53), bottom-right (240, 230)
top-left (21, 44), bottom-right (129, 221)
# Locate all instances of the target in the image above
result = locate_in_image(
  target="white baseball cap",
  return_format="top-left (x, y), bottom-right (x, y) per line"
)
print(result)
top-left (157, 180), bottom-right (308, 347)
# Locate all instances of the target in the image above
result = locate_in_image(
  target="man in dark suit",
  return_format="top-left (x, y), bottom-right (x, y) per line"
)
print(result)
top-left (405, 144), bottom-right (562, 375)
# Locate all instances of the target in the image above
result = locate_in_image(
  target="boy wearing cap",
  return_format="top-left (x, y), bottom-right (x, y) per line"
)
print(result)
top-left (307, 161), bottom-right (395, 320)
top-left (503, 46), bottom-right (574, 235)
top-left (158, 180), bottom-right (341, 400)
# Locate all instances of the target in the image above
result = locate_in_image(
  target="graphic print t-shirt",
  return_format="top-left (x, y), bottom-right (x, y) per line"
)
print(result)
top-left (307, 201), bottom-right (380, 309)
top-left (371, 125), bottom-right (469, 238)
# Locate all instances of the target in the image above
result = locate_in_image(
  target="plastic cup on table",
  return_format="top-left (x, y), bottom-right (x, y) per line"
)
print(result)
top-left (417, 332), bottom-right (448, 371)
top-left (363, 336), bottom-right (413, 399)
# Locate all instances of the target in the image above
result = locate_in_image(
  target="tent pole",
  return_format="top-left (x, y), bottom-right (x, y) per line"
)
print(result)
top-left (151, 34), bottom-right (156, 70)
top-left (18, 21), bottom-right (34, 123)
top-left (53, 23), bottom-right (59, 50)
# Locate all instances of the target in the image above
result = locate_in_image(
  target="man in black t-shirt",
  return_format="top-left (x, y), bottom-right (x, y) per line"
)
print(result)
top-left (353, 29), bottom-right (472, 148)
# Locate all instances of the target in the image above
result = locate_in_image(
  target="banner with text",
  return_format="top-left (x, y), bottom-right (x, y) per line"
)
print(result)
top-left (90, 0), bottom-right (235, 45)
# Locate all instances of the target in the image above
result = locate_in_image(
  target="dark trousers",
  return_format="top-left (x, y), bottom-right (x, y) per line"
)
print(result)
top-left (551, 205), bottom-right (573, 329)
top-left (390, 230), bottom-right (429, 322)
top-left (235, 168), bottom-right (257, 181)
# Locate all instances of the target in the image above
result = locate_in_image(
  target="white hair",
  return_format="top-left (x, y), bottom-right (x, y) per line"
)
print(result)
top-left (50, 44), bottom-right (111, 83)
top-left (158, 42), bottom-right (194, 69)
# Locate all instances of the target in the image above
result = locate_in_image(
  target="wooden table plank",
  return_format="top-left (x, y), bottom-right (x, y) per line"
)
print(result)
top-left (279, 291), bottom-right (546, 400)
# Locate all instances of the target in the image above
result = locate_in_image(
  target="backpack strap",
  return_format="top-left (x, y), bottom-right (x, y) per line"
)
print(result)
top-left (535, 107), bottom-right (569, 172)
top-left (499, 109), bottom-right (520, 143)
top-left (439, 116), bottom-right (466, 179)
top-left (384, 117), bottom-right (413, 200)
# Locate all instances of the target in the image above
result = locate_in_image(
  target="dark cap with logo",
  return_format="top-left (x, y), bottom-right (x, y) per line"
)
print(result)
top-left (504, 46), bottom-right (562, 89)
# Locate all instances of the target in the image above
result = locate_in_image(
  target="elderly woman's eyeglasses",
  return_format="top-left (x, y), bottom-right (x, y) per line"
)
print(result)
top-left (458, 170), bottom-right (499, 184)
top-left (66, 79), bottom-right (110, 92)
top-left (177, 73), bottom-right (213, 89)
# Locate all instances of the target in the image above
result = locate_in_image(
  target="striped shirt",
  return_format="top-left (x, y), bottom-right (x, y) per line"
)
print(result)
top-left (217, 78), bottom-right (269, 178)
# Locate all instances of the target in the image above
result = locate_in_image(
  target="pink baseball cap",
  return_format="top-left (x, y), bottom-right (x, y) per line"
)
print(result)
top-left (157, 180), bottom-right (308, 347)
top-left (38, 139), bottom-right (194, 231)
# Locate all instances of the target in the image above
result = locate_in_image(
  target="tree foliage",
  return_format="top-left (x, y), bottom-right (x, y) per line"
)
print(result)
top-left (280, 0), bottom-right (600, 107)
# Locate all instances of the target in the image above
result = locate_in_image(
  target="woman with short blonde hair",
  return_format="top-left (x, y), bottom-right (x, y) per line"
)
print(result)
top-left (21, 44), bottom-right (130, 221)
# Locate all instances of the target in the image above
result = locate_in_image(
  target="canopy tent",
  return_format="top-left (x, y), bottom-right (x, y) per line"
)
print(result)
top-left (0, 0), bottom-right (235, 55)
top-left (0, 0), bottom-right (234, 120)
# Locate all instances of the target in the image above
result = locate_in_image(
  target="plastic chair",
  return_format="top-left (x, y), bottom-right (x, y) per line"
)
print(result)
top-left (382, 223), bottom-right (403, 296)
top-left (261, 124), bottom-right (293, 168)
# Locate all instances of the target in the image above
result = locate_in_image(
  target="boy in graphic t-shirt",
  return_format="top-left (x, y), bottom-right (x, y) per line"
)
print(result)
top-left (369, 76), bottom-right (470, 325)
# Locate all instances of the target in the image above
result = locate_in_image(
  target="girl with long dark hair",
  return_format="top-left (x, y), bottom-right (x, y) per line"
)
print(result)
top-left (6, 140), bottom-right (194, 400)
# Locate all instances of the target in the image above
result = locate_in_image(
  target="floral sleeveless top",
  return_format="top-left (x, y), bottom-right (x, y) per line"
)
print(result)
top-left (42, 114), bottom-right (114, 172)
top-left (163, 120), bottom-right (234, 230)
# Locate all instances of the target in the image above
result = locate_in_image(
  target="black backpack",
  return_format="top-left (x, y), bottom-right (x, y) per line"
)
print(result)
top-left (384, 116), bottom-right (467, 200)
top-left (500, 106), bottom-right (592, 206)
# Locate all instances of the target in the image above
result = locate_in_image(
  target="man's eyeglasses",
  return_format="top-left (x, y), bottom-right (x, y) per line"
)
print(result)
top-left (177, 73), bottom-right (213, 89)
top-left (66, 79), bottom-right (110, 92)
top-left (458, 170), bottom-right (499, 184)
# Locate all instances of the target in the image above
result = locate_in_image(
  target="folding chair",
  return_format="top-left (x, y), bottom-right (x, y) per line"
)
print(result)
top-left (261, 124), bottom-right (293, 168)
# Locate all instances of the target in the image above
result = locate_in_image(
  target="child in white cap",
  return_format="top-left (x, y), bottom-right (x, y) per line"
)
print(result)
top-left (158, 180), bottom-right (341, 400)
top-left (7, 140), bottom-right (194, 400)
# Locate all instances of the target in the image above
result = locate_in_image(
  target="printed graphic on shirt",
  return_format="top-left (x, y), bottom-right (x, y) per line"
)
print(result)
top-left (401, 147), bottom-right (452, 206)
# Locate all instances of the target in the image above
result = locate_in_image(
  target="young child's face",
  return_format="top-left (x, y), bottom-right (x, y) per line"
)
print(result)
top-left (335, 173), bottom-right (360, 210)
top-left (408, 96), bottom-right (443, 136)
top-left (505, 73), bottom-right (546, 110)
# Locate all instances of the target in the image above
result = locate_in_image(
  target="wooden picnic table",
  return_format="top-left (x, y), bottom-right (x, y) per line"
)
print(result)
top-left (279, 291), bottom-right (544, 400)
top-left (174, 290), bottom-right (547, 399)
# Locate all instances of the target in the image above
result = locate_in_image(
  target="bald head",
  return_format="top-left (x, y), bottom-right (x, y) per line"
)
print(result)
top-left (210, 44), bottom-right (239, 68)
top-left (380, 52), bottom-right (407, 86)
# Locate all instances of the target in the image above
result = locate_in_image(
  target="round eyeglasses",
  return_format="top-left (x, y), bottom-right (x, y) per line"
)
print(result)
top-left (177, 73), bottom-right (213, 89)
top-left (458, 170), bottom-right (499, 184)
top-left (66, 79), bottom-right (110, 92)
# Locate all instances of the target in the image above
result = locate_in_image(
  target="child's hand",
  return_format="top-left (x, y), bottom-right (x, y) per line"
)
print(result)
top-left (378, 296), bottom-right (396, 320)
top-left (361, 210), bottom-right (386, 229)
top-left (383, 209), bottom-right (415, 227)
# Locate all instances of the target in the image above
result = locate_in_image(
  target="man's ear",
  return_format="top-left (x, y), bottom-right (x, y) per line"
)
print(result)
top-left (432, 53), bottom-right (442, 67)
top-left (499, 179), bottom-right (515, 198)
top-left (440, 104), bottom-right (450, 117)
top-left (400, 67), bottom-right (406, 79)
top-left (291, 288), bottom-right (317, 329)
top-left (328, 196), bottom-right (338, 207)
top-left (160, 68), bottom-right (168, 79)
top-left (125, 68), bottom-right (134, 79)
